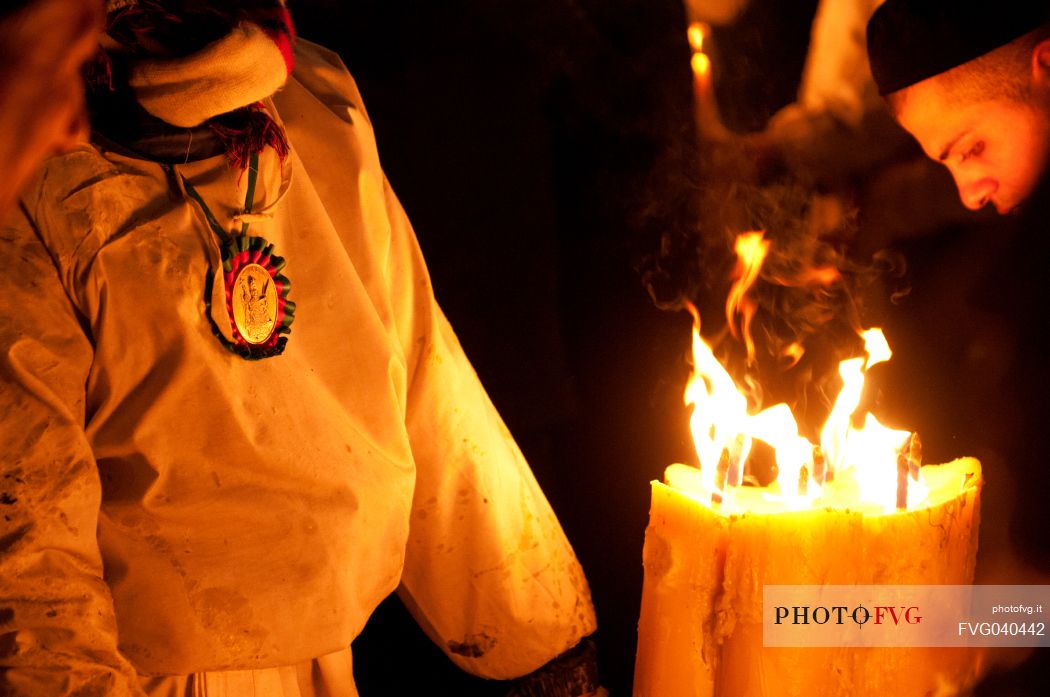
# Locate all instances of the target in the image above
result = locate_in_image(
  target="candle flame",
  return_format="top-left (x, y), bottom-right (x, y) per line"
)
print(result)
top-left (725, 231), bottom-right (769, 364)
top-left (684, 233), bottom-right (929, 512)
top-left (687, 21), bottom-right (709, 53)
top-left (690, 52), bottom-right (711, 79)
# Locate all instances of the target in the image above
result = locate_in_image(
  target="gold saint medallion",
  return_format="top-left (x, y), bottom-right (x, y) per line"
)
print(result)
top-left (231, 263), bottom-right (279, 344)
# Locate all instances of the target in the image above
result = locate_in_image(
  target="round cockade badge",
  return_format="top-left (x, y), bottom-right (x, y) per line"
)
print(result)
top-left (205, 234), bottom-right (296, 360)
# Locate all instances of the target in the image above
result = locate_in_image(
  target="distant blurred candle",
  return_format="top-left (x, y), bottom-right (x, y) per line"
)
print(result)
top-left (687, 21), bottom-right (712, 97)
top-left (686, 21), bottom-right (728, 141)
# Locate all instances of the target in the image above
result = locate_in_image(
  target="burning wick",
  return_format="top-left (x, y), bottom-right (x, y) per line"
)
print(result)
top-left (896, 432), bottom-right (923, 509)
top-left (812, 445), bottom-right (829, 484)
top-left (726, 434), bottom-right (748, 488)
top-left (711, 435), bottom-right (750, 508)
top-left (896, 451), bottom-right (908, 510)
top-left (907, 432), bottom-right (922, 480)
top-left (712, 447), bottom-right (730, 506)
top-left (797, 464), bottom-right (809, 497)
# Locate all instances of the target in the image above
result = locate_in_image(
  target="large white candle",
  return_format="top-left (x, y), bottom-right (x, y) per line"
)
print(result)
top-left (634, 459), bottom-right (982, 697)
top-left (636, 230), bottom-right (984, 695)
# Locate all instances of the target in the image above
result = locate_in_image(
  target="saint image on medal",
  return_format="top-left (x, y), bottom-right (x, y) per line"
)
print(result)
top-left (232, 263), bottom-right (278, 344)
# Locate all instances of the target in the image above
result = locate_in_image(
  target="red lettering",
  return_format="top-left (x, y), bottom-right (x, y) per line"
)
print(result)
top-left (874, 606), bottom-right (910, 625)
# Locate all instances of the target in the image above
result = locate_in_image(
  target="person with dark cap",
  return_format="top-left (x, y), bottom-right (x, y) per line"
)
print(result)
top-left (866, 6), bottom-right (1050, 692)
top-left (0, 1), bottom-right (602, 695)
top-left (866, 0), bottom-right (1050, 565)
top-left (867, 0), bottom-right (1050, 214)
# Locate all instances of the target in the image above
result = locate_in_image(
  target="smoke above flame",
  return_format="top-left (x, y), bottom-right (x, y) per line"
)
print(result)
top-left (685, 231), bottom-right (927, 512)
top-left (638, 173), bottom-right (910, 447)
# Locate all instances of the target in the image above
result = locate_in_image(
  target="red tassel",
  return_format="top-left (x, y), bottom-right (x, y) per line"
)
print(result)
top-left (208, 103), bottom-right (289, 171)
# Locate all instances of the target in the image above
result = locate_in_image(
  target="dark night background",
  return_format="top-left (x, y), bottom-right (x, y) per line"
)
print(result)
top-left (289, 1), bottom-right (1049, 694)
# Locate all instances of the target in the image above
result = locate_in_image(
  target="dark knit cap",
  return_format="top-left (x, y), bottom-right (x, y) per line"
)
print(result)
top-left (867, 0), bottom-right (1050, 96)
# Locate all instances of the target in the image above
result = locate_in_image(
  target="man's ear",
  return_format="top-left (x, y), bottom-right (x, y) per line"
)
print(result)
top-left (1033, 37), bottom-right (1050, 89)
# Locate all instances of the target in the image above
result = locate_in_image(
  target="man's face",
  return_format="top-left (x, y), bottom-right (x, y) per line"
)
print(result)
top-left (895, 77), bottom-right (1050, 215)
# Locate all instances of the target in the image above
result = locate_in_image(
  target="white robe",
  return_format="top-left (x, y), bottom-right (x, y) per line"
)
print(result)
top-left (0, 39), bottom-right (595, 696)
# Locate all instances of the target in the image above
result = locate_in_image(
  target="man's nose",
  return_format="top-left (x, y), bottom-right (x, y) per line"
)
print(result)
top-left (957, 177), bottom-right (997, 211)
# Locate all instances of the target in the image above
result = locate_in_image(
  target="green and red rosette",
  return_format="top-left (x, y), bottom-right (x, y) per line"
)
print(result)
top-left (205, 235), bottom-right (295, 360)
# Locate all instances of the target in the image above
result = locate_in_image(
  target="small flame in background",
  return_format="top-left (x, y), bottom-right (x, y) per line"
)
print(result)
top-left (687, 21), bottom-right (712, 78)
top-left (686, 231), bottom-right (929, 512)
top-left (687, 21), bottom-right (707, 53)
